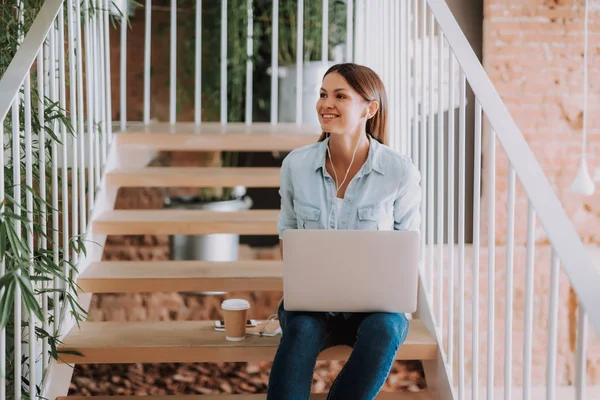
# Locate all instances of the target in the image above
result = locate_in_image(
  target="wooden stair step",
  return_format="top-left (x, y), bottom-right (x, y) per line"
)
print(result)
top-left (58, 320), bottom-right (437, 364)
top-left (60, 392), bottom-right (436, 399)
top-left (93, 210), bottom-right (279, 235)
top-left (78, 260), bottom-right (283, 293)
top-left (116, 122), bottom-right (320, 151)
top-left (106, 167), bottom-right (281, 188)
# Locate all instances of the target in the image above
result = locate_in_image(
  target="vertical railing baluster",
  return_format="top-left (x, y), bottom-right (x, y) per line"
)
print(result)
top-left (120, 0), bottom-right (126, 131)
top-left (405, 0), bottom-right (411, 156)
top-left (246, 0), bottom-right (254, 125)
top-left (23, 37), bottom-right (37, 400)
top-left (221, 0), bottom-right (228, 124)
top-left (575, 307), bottom-right (588, 400)
top-left (144, 0), bottom-right (152, 124)
top-left (170, 0), bottom-right (177, 125)
top-left (487, 127), bottom-right (496, 400)
top-left (75, 0), bottom-right (87, 253)
top-left (58, 4), bottom-right (70, 326)
top-left (12, 89), bottom-right (22, 400)
top-left (103, 0), bottom-right (112, 145)
top-left (270, 0), bottom-right (279, 123)
top-left (504, 163), bottom-right (515, 400)
top-left (92, 0), bottom-right (101, 185)
top-left (396, 0), bottom-right (399, 152)
top-left (13, 3), bottom-right (24, 397)
top-left (321, 0), bottom-right (328, 62)
top-left (446, 51), bottom-right (456, 379)
top-left (195, 0), bottom-right (202, 125)
top-left (427, 7), bottom-right (434, 297)
top-left (382, 0), bottom-right (391, 148)
top-left (38, 37), bottom-right (49, 374)
top-left (67, 0), bottom-right (79, 289)
top-left (384, 0), bottom-right (391, 146)
top-left (523, 203), bottom-right (536, 400)
top-left (412, 0), bottom-right (418, 164)
top-left (84, 0), bottom-right (95, 211)
top-left (295, 0), bottom-right (304, 124)
top-left (457, 70), bottom-right (466, 400)
top-left (436, 28), bottom-right (445, 332)
top-left (472, 100), bottom-right (482, 400)
top-left (419, 0), bottom-right (427, 275)
top-left (346, 0), bottom-right (353, 62)
top-left (546, 250), bottom-right (560, 400)
top-left (0, 117), bottom-right (4, 400)
top-left (398, 0), bottom-right (403, 153)
top-left (97, 0), bottom-right (107, 164)
top-left (49, 16), bottom-right (60, 341)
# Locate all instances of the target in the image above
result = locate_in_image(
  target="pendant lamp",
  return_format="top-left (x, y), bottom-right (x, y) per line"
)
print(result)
top-left (571, 0), bottom-right (595, 195)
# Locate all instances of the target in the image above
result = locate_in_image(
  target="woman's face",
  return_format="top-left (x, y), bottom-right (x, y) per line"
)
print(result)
top-left (316, 72), bottom-right (370, 135)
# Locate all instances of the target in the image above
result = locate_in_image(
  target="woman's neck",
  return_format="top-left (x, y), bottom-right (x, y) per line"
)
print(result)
top-left (327, 130), bottom-right (370, 166)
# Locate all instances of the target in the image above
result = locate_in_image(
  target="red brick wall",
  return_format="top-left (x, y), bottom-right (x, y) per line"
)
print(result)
top-left (483, 0), bottom-right (600, 246)
top-left (479, 0), bottom-right (600, 387)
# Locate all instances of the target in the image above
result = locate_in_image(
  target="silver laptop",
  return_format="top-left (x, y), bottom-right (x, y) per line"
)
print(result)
top-left (282, 229), bottom-right (420, 314)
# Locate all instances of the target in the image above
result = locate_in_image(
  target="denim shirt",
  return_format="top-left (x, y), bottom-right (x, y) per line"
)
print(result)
top-left (277, 135), bottom-right (422, 239)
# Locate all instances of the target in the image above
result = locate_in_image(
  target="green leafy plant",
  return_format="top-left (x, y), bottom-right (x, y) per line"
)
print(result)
top-left (162, 0), bottom-right (347, 203)
top-left (0, 1), bottom-right (133, 398)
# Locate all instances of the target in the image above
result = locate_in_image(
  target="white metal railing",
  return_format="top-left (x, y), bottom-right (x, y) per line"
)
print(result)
top-left (2, 0), bottom-right (599, 399)
top-left (0, 0), bottom-right (113, 399)
top-left (360, 0), bottom-right (599, 399)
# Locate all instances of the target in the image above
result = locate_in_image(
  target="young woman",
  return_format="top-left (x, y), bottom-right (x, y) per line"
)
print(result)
top-left (267, 63), bottom-right (421, 400)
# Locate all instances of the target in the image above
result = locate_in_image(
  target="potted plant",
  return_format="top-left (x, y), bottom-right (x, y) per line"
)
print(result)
top-left (256, 0), bottom-right (349, 124)
top-left (159, 0), bottom-right (257, 283)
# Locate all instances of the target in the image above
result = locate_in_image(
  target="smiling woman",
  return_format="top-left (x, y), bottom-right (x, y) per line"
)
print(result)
top-left (270, 63), bottom-right (421, 400)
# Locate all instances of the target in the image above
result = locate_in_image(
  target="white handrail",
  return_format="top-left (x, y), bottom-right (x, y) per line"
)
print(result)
top-left (0, 0), bottom-right (63, 122)
top-left (427, 0), bottom-right (600, 335)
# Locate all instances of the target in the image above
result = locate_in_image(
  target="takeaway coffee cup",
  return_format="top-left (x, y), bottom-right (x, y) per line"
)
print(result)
top-left (221, 299), bottom-right (251, 341)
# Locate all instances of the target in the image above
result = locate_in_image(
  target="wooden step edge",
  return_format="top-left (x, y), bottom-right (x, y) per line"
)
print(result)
top-left (57, 320), bottom-right (437, 364)
top-left (59, 392), bottom-right (436, 399)
top-left (59, 392), bottom-right (435, 400)
top-left (106, 167), bottom-right (281, 188)
top-left (77, 260), bottom-right (283, 293)
top-left (117, 121), bottom-right (321, 135)
top-left (92, 210), bottom-right (280, 236)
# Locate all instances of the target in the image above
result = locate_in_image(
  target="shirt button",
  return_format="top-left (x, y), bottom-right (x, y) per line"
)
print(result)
top-left (330, 222), bottom-right (335, 228)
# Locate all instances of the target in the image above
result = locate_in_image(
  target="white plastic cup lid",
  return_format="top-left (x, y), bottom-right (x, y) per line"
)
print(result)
top-left (221, 299), bottom-right (250, 311)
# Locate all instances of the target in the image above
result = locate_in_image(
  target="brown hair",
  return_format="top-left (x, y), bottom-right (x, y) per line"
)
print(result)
top-left (317, 63), bottom-right (388, 145)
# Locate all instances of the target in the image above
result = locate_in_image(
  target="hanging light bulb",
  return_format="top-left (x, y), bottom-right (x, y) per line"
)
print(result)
top-left (571, 0), bottom-right (595, 195)
top-left (572, 157), bottom-right (595, 195)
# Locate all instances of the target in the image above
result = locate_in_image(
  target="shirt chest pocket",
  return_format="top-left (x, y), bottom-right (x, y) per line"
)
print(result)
top-left (293, 201), bottom-right (322, 229)
top-left (357, 204), bottom-right (393, 231)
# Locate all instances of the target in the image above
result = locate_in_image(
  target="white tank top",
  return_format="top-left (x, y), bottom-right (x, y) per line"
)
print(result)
top-left (333, 197), bottom-right (345, 230)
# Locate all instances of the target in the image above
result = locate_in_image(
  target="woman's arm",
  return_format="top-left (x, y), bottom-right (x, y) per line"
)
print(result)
top-left (393, 161), bottom-right (422, 232)
top-left (278, 156), bottom-right (297, 259)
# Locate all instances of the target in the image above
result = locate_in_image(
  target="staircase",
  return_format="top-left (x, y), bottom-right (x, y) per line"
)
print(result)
top-left (2, 0), bottom-right (600, 400)
top-left (56, 122), bottom-right (442, 398)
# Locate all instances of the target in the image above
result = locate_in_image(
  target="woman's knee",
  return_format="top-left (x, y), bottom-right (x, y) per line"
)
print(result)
top-left (358, 313), bottom-right (409, 349)
top-left (285, 314), bottom-right (327, 339)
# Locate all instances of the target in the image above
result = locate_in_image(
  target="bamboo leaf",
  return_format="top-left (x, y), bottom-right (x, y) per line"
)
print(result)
top-left (0, 278), bottom-right (16, 328)
top-left (0, 219), bottom-right (7, 259)
top-left (17, 274), bottom-right (44, 321)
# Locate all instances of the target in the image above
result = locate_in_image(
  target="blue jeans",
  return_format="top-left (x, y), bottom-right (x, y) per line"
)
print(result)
top-left (267, 300), bottom-right (410, 400)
